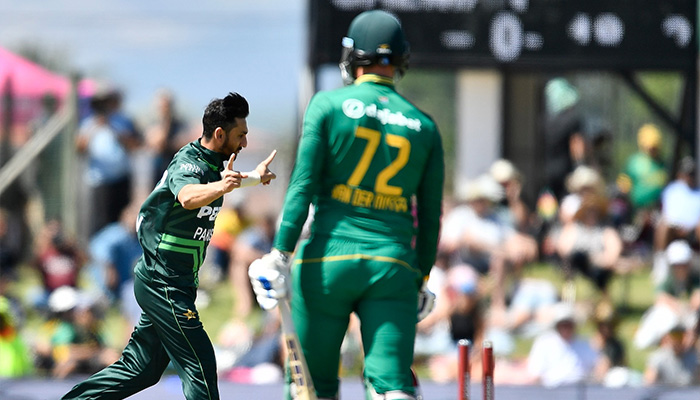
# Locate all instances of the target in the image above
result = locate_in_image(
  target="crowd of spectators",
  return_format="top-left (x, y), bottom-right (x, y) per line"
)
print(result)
top-left (425, 121), bottom-right (700, 388)
top-left (0, 83), bottom-right (698, 392)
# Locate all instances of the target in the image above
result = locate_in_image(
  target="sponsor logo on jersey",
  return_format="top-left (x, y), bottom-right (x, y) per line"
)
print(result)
top-left (342, 99), bottom-right (422, 132)
top-left (179, 163), bottom-right (204, 176)
top-left (196, 206), bottom-right (221, 221)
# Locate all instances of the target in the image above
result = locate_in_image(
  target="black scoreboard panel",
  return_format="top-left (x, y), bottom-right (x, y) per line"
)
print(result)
top-left (309, 0), bottom-right (697, 70)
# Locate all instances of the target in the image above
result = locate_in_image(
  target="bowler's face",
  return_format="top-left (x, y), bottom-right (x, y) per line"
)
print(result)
top-left (222, 117), bottom-right (248, 158)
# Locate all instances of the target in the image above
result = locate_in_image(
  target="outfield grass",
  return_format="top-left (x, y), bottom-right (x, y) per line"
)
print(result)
top-left (10, 257), bottom-right (657, 377)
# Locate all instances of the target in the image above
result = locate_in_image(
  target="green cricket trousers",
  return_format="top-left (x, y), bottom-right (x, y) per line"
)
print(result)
top-left (61, 274), bottom-right (219, 400)
top-left (291, 235), bottom-right (422, 399)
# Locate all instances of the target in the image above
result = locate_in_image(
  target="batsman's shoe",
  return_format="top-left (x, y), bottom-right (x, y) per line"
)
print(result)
top-left (248, 249), bottom-right (291, 310)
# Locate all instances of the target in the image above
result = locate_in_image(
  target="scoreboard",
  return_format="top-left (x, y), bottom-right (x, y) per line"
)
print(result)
top-left (309, 0), bottom-right (697, 70)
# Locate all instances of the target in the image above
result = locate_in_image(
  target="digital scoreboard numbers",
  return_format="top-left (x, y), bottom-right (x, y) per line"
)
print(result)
top-left (310, 0), bottom-right (697, 70)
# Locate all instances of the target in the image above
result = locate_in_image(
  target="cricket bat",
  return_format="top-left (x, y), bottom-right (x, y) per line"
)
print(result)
top-left (279, 298), bottom-right (317, 400)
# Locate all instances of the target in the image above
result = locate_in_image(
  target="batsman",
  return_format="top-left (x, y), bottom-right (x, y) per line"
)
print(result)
top-left (249, 10), bottom-right (444, 400)
top-left (62, 92), bottom-right (277, 400)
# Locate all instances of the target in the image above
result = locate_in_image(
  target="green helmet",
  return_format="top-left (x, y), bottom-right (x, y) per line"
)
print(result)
top-left (339, 10), bottom-right (410, 85)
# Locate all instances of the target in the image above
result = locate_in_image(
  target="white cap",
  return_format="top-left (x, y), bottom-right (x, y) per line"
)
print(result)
top-left (489, 159), bottom-right (520, 184)
top-left (551, 302), bottom-right (576, 326)
top-left (48, 286), bottom-right (79, 313)
top-left (456, 174), bottom-right (504, 203)
top-left (565, 165), bottom-right (603, 193)
top-left (666, 240), bottom-right (693, 265)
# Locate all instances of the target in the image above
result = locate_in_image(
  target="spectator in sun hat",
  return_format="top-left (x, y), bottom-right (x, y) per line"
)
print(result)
top-left (556, 194), bottom-right (623, 298)
top-left (440, 175), bottom-right (538, 308)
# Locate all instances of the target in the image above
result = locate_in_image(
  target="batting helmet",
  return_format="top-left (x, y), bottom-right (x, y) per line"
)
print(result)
top-left (339, 10), bottom-right (410, 85)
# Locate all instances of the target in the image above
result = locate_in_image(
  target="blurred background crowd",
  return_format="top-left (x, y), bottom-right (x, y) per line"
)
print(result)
top-left (0, 77), bottom-right (698, 390)
top-left (0, 1), bottom-right (699, 393)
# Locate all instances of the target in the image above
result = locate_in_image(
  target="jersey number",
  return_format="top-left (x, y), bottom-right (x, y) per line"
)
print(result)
top-left (347, 127), bottom-right (410, 196)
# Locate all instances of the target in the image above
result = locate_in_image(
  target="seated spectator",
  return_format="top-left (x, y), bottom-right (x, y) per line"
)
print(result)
top-left (222, 310), bottom-right (283, 385)
top-left (559, 165), bottom-right (607, 226)
top-left (415, 264), bottom-right (485, 383)
top-left (229, 214), bottom-right (277, 319)
top-left (207, 194), bottom-right (251, 280)
top-left (589, 301), bottom-right (637, 386)
top-left (0, 295), bottom-right (33, 377)
top-left (644, 324), bottom-right (700, 386)
top-left (652, 156), bottom-right (700, 285)
top-left (525, 302), bottom-right (599, 387)
top-left (556, 194), bottom-right (623, 300)
top-left (441, 174), bottom-right (538, 308)
top-left (487, 278), bottom-right (559, 355)
top-left (634, 240), bottom-right (700, 350)
top-left (32, 219), bottom-right (85, 310)
top-left (543, 166), bottom-right (607, 265)
top-left (42, 286), bottom-right (119, 379)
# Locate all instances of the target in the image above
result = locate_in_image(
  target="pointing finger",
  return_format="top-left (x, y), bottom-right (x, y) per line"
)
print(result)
top-left (227, 153), bottom-right (236, 170)
top-left (262, 150), bottom-right (277, 167)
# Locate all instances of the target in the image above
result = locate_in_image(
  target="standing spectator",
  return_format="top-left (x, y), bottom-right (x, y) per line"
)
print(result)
top-left (490, 159), bottom-right (533, 233)
top-left (145, 89), bottom-right (188, 188)
top-left (525, 302), bottom-right (599, 387)
top-left (76, 88), bottom-right (142, 236)
top-left (616, 123), bottom-right (668, 248)
top-left (542, 77), bottom-right (587, 200)
top-left (644, 324), bottom-right (699, 386)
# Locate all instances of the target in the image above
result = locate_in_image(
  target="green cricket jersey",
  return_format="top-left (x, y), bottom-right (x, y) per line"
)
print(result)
top-left (274, 74), bottom-right (444, 277)
top-left (134, 139), bottom-right (227, 288)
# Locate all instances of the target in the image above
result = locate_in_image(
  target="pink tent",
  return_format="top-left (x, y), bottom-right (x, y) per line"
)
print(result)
top-left (0, 46), bottom-right (95, 98)
top-left (0, 47), bottom-right (96, 144)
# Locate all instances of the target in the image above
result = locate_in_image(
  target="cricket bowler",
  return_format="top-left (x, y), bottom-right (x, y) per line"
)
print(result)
top-left (248, 10), bottom-right (444, 400)
top-left (62, 92), bottom-right (277, 400)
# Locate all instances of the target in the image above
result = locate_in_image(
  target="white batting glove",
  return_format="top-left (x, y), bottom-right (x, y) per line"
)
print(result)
top-left (417, 281), bottom-right (436, 322)
top-left (248, 249), bottom-right (291, 310)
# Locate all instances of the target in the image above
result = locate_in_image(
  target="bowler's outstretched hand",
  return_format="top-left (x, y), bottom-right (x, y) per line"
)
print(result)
top-left (257, 149), bottom-right (277, 185)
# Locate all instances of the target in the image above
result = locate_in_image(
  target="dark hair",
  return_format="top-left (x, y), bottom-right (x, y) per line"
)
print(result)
top-left (202, 92), bottom-right (249, 139)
